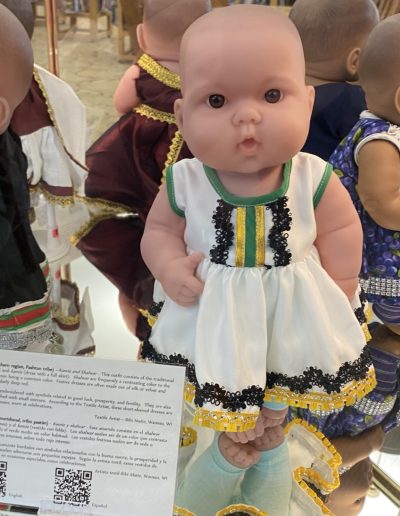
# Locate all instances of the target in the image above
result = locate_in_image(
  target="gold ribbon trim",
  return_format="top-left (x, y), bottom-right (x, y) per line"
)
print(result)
top-left (134, 103), bottom-right (177, 124)
top-left (138, 53), bottom-right (180, 90)
top-left (235, 207), bottom-right (246, 266)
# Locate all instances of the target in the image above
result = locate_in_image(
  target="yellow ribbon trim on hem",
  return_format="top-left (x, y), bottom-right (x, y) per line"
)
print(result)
top-left (193, 407), bottom-right (260, 432)
top-left (180, 426), bottom-right (197, 448)
top-left (216, 504), bottom-right (267, 516)
top-left (264, 367), bottom-right (376, 411)
top-left (173, 506), bottom-right (195, 516)
top-left (293, 472), bottom-right (333, 515)
top-left (285, 419), bottom-right (341, 495)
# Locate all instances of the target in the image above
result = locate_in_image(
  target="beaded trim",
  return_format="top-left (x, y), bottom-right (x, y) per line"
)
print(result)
top-left (194, 382), bottom-right (264, 413)
top-left (286, 419), bottom-right (341, 496)
top-left (216, 503), bottom-right (267, 516)
top-left (30, 183), bottom-right (75, 207)
top-left (173, 506), bottom-right (194, 516)
top-left (134, 103), bottom-right (176, 124)
top-left (180, 426), bottom-right (197, 448)
top-left (210, 199), bottom-right (235, 265)
top-left (265, 367), bottom-right (376, 411)
top-left (0, 318), bottom-right (53, 350)
top-left (137, 54), bottom-right (180, 90)
top-left (360, 276), bottom-right (400, 297)
top-left (353, 394), bottom-right (396, 416)
top-left (193, 407), bottom-right (260, 432)
top-left (293, 471), bottom-right (333, 515)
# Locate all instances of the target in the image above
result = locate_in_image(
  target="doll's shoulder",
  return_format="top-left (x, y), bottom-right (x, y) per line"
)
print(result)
top-left (293, 152), bottom-right (333, 195)
top-left (167, 158), bottom-right (205, 184)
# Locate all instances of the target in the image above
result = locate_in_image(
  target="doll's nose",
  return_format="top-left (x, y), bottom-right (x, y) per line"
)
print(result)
top-left (232, 104), bottom-right (262, 125)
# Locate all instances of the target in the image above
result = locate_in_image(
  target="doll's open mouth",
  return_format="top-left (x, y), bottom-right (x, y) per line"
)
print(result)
top-left (239, 137), bottom-right (258, 154)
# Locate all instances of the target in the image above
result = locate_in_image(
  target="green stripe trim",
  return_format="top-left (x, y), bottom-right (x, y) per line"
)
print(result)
top-left (2, 312), bottom-right (51, 331)
top-left (203, 160), bottom-right (292, 206)
top-left (0, 301), bottom-right (49, 321)
top-left (313, 163), bottom-right (333, 208)
top-left (166, 165), bottom-right (185, 217)
top-left (244, 206), bottom-right (256, 267)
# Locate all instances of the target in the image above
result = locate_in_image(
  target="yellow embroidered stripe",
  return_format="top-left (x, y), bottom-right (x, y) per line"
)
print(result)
top-left (235, 207), bottom-right (246, 266)
top-left (161, 130), bottom-right (184, 183)
top-left (255, 205), bottom-right (265, 266)
top-left (180, 426), bottom-right (197, 448)
top-left (138, 53), bottom-right (181, 90)
top-left (216, 504), bottom-right (267, 516)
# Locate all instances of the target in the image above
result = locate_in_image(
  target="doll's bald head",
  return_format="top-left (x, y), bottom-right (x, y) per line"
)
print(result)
top-left (0, 0), bottom-right (35, 39)
top-left (289, 0), bottom-right (379, 81)
top-left (358, 14), bottom-right (400, 124)
top-left (137, 0), bottom-right (211, 61)
top-left (0, 4), bottom-right (33, 134)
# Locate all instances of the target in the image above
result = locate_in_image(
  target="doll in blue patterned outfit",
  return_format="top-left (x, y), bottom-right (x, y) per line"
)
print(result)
top-left (330, 14), bottom-right (400, 349)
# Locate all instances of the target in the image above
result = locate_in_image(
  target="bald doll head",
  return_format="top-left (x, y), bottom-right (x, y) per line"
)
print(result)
top-left (137, 0), bottom-right (211, 61)
top-left (0, 4), bottom-right (33, 134)
top-left (290, 0), bottom-right (379, 81)
top-left (359, 14), bottom-right (400, 124)
top-left (0, 0), bottom-right (35, 39)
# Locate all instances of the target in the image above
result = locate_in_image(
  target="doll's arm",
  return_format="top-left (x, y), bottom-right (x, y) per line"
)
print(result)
top-left (357, 140), bottom-right (400, 230)
top-left (140, 185), bottom-right (204, 306)
top-left (113, 64), bottom-right (141, 115)
top-left (314, 173), bottom-right (363, 300)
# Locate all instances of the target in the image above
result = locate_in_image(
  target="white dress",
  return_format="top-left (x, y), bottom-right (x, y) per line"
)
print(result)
top-left (142, 155), bottom-right (376, 432)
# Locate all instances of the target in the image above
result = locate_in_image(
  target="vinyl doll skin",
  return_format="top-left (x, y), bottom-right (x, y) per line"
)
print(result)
top-left (113, 0), bottom-right (211, 115)
top-left (330, 14), bottom-right (400, 341)
top-left (289, 0), bottom-right (379, 161)
top-left (141, 4), bottom-right (375, 448)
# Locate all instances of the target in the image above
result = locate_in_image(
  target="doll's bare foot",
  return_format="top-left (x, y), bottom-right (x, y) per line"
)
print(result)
top-left (261, 406), bottom-right (288, 428)
top-left (219, 432), bottom-right (261, 468)
top-left (331, 424), bottom-right (384, 468)
top-left (368, 323), bottom-right (400, 356)
top-left (118, 291), bottom-right (139, 335)
top-left (252, 425), bottom-right (285, 451)
top-left (225, 411), bottom-right (264, 443)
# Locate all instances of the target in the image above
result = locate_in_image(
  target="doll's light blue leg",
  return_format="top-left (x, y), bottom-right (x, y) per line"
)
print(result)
top-left (239, 441), bottom-right (291, 516)
top-left (175, 433), bottom-right (244, 516)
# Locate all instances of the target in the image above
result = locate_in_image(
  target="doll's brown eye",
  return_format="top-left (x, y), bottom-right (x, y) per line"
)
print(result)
top-left (264, 89), bottom-right (281, 103)
top-left (208, 94), bottom-right (225, 108)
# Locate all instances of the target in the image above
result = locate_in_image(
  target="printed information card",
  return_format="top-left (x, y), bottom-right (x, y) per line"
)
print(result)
top-left (0, 350), bottom-right (186, 515)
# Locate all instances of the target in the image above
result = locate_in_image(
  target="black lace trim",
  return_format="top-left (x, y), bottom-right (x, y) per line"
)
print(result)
top-left (266, 346), bottom-right (372, 394)
top-left (210, 199), bottom-right (234, 265)
top-left (266, 196), bottom-right (292, 266)
top-left (354, 288), bottom-right (368, 326)
top-left (141, 339), bottom-right (264, 411)
top-left (194, 383), bottom-right (264, 412)
top-left (148, 301), bottom-right (164, 318)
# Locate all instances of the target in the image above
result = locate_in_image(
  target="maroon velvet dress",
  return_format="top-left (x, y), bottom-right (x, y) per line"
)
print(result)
top-left (77, 54), bottom-right (192, 339)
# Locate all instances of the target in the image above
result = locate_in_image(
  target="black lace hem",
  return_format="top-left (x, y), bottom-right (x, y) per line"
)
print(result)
top-left (266, 346), bottom-right (372, 394)
top-left (141, 340), bottom-right (373, 405)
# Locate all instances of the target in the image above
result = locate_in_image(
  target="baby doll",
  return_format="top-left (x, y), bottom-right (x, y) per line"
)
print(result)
top-left (0, 4), bottom-right (53, 351)
top-left (289, 0), bottom-right (379, 161)
top-left (330, 15), bottom-right (400, 360)
top-left (141, 4), bottom-right (376, 514)
top-left (77, 0), bottom-right (211, 340)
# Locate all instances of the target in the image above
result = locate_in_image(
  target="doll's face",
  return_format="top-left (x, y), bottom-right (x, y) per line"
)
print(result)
top-left (175, 17), bottom-right (314, 174)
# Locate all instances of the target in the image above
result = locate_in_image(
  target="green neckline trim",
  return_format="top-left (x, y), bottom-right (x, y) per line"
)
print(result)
top-left (166, 165), bottom-right (185, 217)
top-left (313, 163), bottom-right (333, 208)
top-left (203, 161), bottom-right (292, 206)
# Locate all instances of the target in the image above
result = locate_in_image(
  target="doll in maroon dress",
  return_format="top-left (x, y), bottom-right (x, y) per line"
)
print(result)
top-left (77, 0), bottom-right (211, 340)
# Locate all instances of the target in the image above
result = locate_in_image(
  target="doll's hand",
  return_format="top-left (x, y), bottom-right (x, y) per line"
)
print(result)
top-left (160, 252), bottom-right (205, 306)
top-left (225, 412), bottom-right (265, 444)
top-left (261, 406), bottom-right (288, 428)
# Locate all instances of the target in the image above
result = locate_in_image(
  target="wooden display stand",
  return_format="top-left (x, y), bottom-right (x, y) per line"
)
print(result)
top-left (116, 0), bottom-right (142, 62)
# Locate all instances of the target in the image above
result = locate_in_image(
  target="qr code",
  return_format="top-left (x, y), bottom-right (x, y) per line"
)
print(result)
top-left (0, 462), bottom-right (7, 497)
top-left (53, 468), bottom-right (92, 506)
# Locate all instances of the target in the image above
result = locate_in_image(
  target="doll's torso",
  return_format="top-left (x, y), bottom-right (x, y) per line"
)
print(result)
top-left (330, 111), bottom-right (400, 303)
top-left (302, 82), bottom-right (366, 161)
top-left (168, 153), bottom-right (331, 268)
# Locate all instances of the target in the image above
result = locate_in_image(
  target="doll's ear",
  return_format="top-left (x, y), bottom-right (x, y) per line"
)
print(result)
top-left (174, 98), bottom-right (183, 132)
top-left (0, 97), bottom-right (11, 135)
top-left (346, 47), bottom-right (361, 80)
top-left (306, 85), bottom-right (315, 113)
top-left (136, 23), bottom-right (147, 53)
top-left (394, 85), bottom-right (400, 117)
